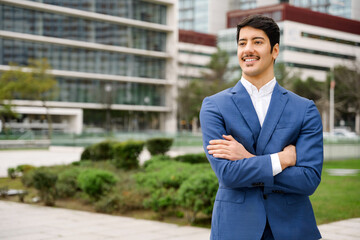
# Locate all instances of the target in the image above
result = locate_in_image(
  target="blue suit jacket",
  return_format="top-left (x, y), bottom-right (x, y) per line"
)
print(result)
top-left (200, 81), bottom-right (323, 240)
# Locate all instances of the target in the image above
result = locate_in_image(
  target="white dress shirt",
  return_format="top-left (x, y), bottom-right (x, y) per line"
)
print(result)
top-left (240, 77), bottom-right (282, 176)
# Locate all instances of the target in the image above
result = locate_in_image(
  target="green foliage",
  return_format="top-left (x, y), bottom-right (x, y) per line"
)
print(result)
top-left (32, 168), bottom-right (58, 206)
top-left (146, 138), bottom-right (173, 156)
top-left (56, 168), bottom-right (81, 198)
top-left (177, 170), bottom-right (218, 223)
top-left (174, 153), bottom-right (208, 164)
top-left (143, 188), bottom-right (176, 213)
top-left (135, 161), bottom-right (194, 190)
top-left (177, 47), bottom-right (234, 123)
top-left (95, 194), bottom-right (122, 213)
top-left (77, 169), bottom-right (117, 201)
top-left (92, 140), bottom-right (117, 161)
top-left (113, 140), bottom-right (144, 170)
top-left (142, 155), bottom-right (173, 169)
top-left (7, 168), bottom-right (16, 179)
top-left (81, 140), bottom-right (118, 161)
top-left (21, 168), bottom-right (36, 187)
top-left (80, 146), bottom-right (92, 160)
top-left (0, 59), bottom-right (58, 138)
top-left (16, 164), bottom-right (36, 174)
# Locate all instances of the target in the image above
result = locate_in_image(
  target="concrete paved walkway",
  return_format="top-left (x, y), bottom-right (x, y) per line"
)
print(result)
top-left (0, 201), bottom-right (359, 239)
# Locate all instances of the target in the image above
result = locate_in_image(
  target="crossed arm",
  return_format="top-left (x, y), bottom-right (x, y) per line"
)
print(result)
top-left (200, 97), bottom-right (323, 195)
top-left (207, 134), bottom-right (297, 171)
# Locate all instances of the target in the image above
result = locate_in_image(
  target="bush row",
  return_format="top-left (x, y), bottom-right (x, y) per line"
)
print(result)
top-left (80, 138), bottom-right (174, 170)
top-left (21, 166), bottom-right (118, 206)
top-left (134, 156), bottom-right (217, 222)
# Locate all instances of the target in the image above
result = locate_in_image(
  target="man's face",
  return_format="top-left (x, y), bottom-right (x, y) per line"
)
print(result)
top-left (237, 26), bottom-right (279, 81)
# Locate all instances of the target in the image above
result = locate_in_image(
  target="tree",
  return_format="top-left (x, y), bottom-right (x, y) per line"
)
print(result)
top-left (0, 59), bottom-right (58, 138)
top-left (177, 48), bottom-right (235, 131)
top-left (0, 65), bottom-right (30, 133)
top-left (332, 64), bottom-right (360, 134)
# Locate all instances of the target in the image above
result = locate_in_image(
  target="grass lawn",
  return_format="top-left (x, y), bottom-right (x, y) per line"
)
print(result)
top-left (310, 159), bottom-right (360, 225)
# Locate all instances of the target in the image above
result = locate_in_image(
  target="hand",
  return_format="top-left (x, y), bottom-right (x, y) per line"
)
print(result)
top-left (278, 145), bottom-right (297, 170)
top-left (207, 135), bottom-right (255, 161)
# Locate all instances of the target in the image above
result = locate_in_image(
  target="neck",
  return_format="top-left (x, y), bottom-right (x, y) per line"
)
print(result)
top-left (243, 74), bottom-right (275, 90)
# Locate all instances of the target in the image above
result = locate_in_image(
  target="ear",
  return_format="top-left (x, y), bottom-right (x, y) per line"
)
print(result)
top-left (272, 43), bottom-right (279, 60)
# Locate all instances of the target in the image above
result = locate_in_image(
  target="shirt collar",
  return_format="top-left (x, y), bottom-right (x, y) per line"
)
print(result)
top-left (240, 77), bottom-right (276, 97)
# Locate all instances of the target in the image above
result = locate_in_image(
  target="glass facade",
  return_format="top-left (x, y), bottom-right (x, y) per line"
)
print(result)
top-left (0, 0), bottom-right (173, 132)
top-left (292, 0), bottom-right (352, 19)
top-left (56, 78), bottom-right (165, 106)
top-left (0, 5), bottom-right (167, 52)
top-left (28, 0), bottom-right (167, 25)
top-left (178, 0), bottom-right (209, 33)
top-left (0, 39), bottom-right (166, 79)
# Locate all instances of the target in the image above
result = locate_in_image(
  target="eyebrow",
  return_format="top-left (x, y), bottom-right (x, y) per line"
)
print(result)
top-left (238, 37), bottom-right (265, 42)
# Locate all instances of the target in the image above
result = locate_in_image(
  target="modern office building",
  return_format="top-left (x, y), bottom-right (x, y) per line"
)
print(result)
top-left (218, 3), bottom-right (360, 82)
top-left (178, 29), bottom-right (217, 87)
top-left (178, 0), bottom-right (230, 34)
top-left (0, 0), bottom-right (178, 134)
top-left (229, 0), bottom-right (360, 21)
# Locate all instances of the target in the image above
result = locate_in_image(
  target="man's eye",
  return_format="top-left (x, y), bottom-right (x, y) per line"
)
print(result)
top-left (255, 41), bottom-right (262, 45)
top-left (238, 42), bottom-right (245, 46)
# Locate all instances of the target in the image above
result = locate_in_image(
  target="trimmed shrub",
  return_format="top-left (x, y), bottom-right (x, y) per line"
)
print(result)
top-left (177, 170), bottom-right (218, 223)
top-left (32, 168), bottom-right (58, 206)
top-left (77, 169), bottom-right (117, 201)
top-left (56, 168), bottom-right (81, 198)
top-left (143, 188), bottom-right (176, 213)
top-left (21, 168), bottom-right (36, 187)
top-left (113, 140), bottom-right (144, 170)
top-left (81, 140), bottom-right (118, 161)
top-left (174, 153), bottom-right (208, 164)
top-left (146, 138), bottom-right (173, 156)
top-left (142, 155), bottom-right (173, 169)
top-left (80, 145), bottom-right (93, 160)
top-left (16, 164), bottom-right (36, 174)
top-left (7, 168), bottom-right (16, 179)
top-left (92, 140), bottom-right (117, 161)
top-left (135, 161), bottom-right (194, 190)
top-left (95, 194), bottom-right (122, 214)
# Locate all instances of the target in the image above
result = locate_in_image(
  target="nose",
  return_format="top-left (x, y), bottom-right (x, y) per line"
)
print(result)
top-left (244, 42), bottom-right (254, 54)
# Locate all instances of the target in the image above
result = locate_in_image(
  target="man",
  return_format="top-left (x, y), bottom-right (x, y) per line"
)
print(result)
top-left (199, 15), bottom-right (323, 240)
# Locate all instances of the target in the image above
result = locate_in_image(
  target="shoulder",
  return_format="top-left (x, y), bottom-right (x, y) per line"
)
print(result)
top-left (204, 86), bottom-right (234, 102)
top-left (279, 85), bottom-right (314, 107)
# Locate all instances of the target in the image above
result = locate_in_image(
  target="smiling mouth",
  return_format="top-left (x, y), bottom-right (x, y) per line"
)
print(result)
top-left (242, 56), bottom-right (260, 62)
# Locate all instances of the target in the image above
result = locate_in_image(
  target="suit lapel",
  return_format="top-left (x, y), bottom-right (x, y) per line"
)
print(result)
top-left (231, 81), bottom-right (261, 144)
top-left (256, 83), bottom-right (289, 155)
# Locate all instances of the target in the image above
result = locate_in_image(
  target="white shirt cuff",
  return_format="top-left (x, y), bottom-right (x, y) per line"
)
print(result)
top-left (270, 153), bottom-right (282, 176)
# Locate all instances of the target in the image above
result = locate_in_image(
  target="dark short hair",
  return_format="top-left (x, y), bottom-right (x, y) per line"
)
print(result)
top-left (236, 15), bottom-right (280, 52)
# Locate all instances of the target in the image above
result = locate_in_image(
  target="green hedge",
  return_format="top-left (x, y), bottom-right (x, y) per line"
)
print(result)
top-left (81, 140), bottom-right (118, 161)
top-left (177, 170), bottom-right (218, 223)
top-left (146, 138), bottom-right (173, 156)
top-left (56, 168), bottom-right (81, 198)
top-left (77, 169), bottom-right (117, 201)
top-left (32, 168), bottom-right (58, 206)
top-left (174, 153), bottom-right (208, 164)
top-left (113, 141), bottom-right (144, 170)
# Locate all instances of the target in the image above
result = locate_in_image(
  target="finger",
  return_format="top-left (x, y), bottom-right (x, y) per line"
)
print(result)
top-left (223, 135), bottom-right (235, 141)
top-left (208, 149), bottom-right (231, 155)
top-left (209, 139), bottom-right (230, 145)
top-left (207, 144), bottom-right (230, 150)
top-left (213, 153), bottom-right (229, 159)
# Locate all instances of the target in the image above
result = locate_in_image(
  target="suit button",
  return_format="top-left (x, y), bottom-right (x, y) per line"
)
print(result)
top-left (263, 194), bottom-right (267, 200)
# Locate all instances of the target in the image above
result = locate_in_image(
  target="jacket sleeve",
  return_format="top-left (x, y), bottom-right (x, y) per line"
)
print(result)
top-left (270, 101), bottom-right (323, 196)
top-left (200, 96), bottom-right (274, 189)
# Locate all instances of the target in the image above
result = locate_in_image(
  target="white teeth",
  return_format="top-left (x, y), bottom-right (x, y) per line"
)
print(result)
top-left (245, 59), bottom-right (256, 62)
